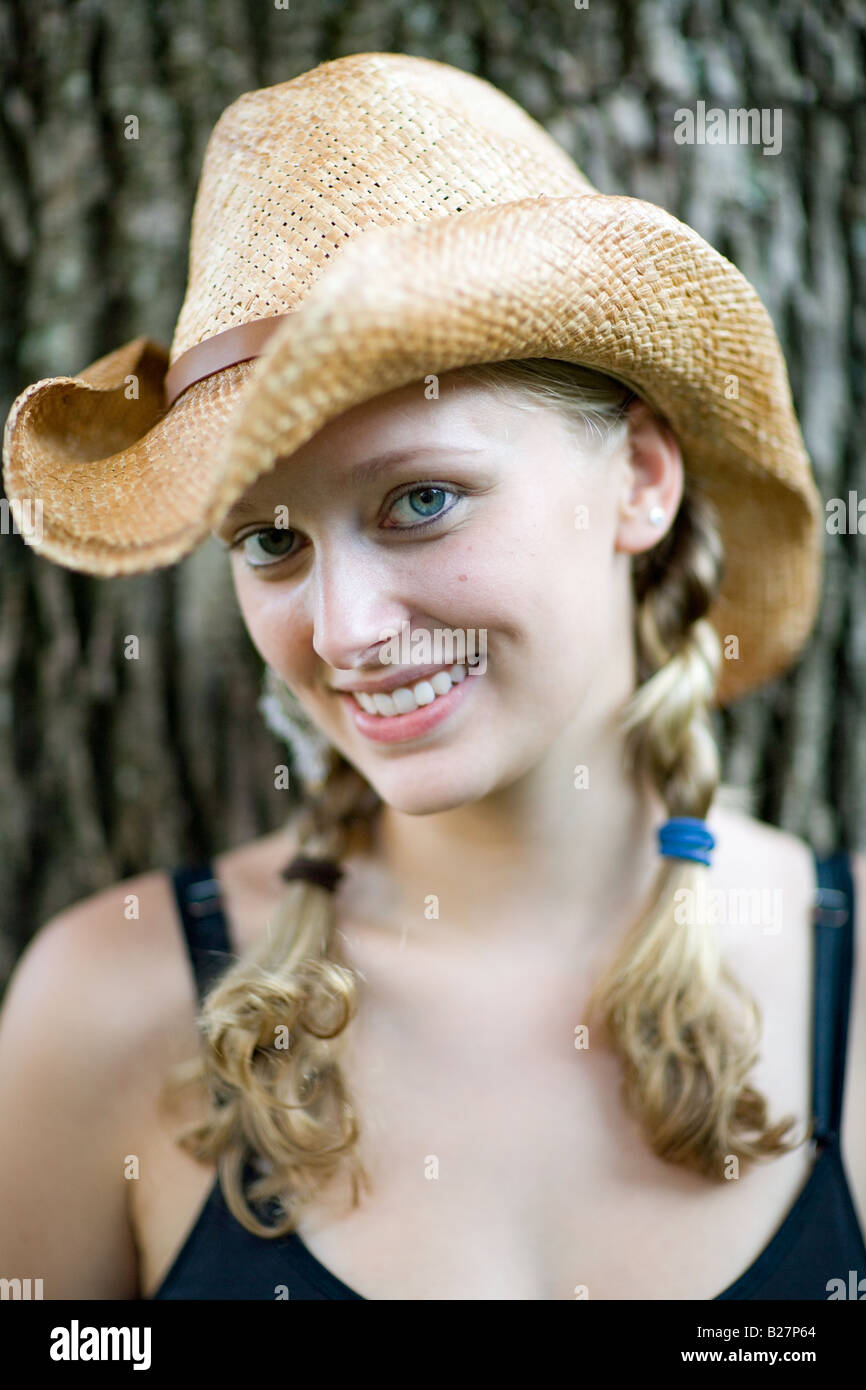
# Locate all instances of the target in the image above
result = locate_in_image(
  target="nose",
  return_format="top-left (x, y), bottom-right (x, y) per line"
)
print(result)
top-left (307, 536), bottom-right (409, 675)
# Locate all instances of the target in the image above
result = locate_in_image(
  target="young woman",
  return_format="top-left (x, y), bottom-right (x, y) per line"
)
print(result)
top-left (1, 53), bottom-right (864, 1302)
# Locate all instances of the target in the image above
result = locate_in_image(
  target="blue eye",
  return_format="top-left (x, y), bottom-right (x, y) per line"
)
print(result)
top-left (233, 483), bottom-right (463, 570)
top-left (238, 528), bottom-right (299, 568)
top-left (386, 485), bottom-right (454, 525)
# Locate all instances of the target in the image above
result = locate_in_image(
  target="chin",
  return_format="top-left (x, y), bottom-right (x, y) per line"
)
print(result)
top-left (364, 763), bottom-right (499, 817)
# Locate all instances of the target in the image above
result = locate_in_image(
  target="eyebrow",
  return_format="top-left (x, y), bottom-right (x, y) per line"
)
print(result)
top-left (221, 445), bottom-right (487, 525)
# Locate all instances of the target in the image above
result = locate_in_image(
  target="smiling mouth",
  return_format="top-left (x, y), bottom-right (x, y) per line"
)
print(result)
top-left (347, 663), bottom-right (468, 717)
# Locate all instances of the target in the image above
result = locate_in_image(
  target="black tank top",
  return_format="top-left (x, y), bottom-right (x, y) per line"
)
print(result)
top-left (151, 850), bottom-right (866, 1300)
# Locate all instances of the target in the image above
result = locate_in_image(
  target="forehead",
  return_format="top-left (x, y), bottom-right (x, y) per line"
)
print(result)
top-left (293, 370), bottom-right (529, 454)
top-left (220, 371), bottom-right (562, 525)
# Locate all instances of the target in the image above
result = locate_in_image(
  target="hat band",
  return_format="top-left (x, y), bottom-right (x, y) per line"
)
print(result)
top-left (163, 313), bottom-right (293, 408)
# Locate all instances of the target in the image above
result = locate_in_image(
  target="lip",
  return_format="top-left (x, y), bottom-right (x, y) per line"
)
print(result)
top-left (337, 672), bottom-right (478, 744)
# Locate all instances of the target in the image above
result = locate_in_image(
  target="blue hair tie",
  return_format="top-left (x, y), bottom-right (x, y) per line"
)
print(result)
top-left (657, 816), bottom-right (715, 866)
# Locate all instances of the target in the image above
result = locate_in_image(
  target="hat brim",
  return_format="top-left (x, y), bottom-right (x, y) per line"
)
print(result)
top-left (3, 193), bottom-right (823, 705)
top-left (2, 335), bottom-right (260, 567)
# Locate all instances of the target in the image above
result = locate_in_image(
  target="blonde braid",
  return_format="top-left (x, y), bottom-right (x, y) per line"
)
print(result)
top-left (163, 755), bottom-right (382, 1237)
top-left (585, 480), bottom-right (804, 1176)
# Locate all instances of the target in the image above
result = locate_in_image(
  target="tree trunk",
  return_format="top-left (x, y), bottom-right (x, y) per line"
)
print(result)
top-left (1, 0), bottom-right (864, 982)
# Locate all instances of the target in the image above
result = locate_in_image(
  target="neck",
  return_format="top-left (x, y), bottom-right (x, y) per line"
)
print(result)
top-left (359, 697), bottom-right (669, 971)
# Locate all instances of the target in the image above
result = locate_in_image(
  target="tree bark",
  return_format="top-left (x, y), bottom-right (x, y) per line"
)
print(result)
top-left (1, 0), bottom-right (864, 981)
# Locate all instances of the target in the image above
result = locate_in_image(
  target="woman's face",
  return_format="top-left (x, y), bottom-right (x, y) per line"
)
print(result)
top-left (216, 372), bottom-right (679, 816)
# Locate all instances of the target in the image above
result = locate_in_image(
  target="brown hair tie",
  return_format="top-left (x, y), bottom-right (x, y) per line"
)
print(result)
top-left (280, 855), bottom-right (344, 894)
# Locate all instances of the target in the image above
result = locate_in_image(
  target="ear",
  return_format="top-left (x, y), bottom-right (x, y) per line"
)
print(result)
top-left (613, 398), bottom-right (684, 555)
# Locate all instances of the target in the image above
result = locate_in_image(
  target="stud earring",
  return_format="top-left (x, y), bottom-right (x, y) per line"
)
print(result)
top-left (648, 506), bottom-right (666, 527)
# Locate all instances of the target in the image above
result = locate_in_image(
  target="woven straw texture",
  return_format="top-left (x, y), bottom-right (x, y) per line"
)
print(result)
top-left (2, 51), bottom-right (823, 706)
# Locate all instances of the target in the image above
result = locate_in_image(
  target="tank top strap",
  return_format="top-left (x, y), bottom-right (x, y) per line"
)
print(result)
top-left (170, 860), bottom-right (235, 1007)
top-left (811, 848), bottom-right (857, 1149)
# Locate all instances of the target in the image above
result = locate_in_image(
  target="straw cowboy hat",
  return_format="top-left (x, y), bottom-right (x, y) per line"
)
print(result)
top-left (2, 51), bottom-right (823, 706)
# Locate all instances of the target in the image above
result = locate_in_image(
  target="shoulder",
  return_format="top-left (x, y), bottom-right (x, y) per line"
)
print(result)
top-left (705, 797), bottom-right (817, 946)
top-left (709, 796), bottom-right (866, 971)
top-left (707, 799), bottom-right (866, 1228)
top-left (0, 867), bottom-right (195, 1069)
top-left (703, 798), bottom-right (866, 978)
top-left (0, 866), bottom-right (186, 1298)
top-left (4, 816), bottom-right (302, 1017)
top-left (5, 816), bottom-right (303, 1035)
top-left (708, 793), bottom-right (814, 870)
top-left (4, 869), bottom-right (173, 1013)
top-left (0, 821), bottom-right (303, 1299)
top-left (702, 802), bottom-right (815, 1102)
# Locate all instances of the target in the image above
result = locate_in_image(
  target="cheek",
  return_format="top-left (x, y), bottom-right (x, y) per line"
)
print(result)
top-left (471, 495), bottom-right (619, 696)
top-left (436, 483), bottom-right (611, 609)
top-left (463, 491), bottom-right (614, 629)
top-left (231, 567), bottom-right (306, 671)
top-left (421, 538), bottom-right (521, 650)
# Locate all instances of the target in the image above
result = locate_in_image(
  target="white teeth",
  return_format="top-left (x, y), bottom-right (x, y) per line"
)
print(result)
top-left (351, 664), bottom-right (470, 717)
top-left (391, 686), bottom-right (416, 714)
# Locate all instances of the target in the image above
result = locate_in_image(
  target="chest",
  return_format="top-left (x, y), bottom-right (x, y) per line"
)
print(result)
top-left (135, 883), bottom-right (865, 1301)
top-left (280, 950), bottom-right (819, 1300)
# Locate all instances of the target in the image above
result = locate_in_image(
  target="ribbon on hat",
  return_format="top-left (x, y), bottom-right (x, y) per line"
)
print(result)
top-left (164, 313), bottom-right (293, 408)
